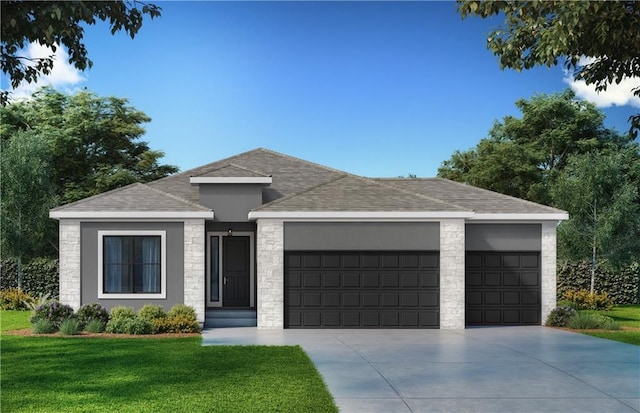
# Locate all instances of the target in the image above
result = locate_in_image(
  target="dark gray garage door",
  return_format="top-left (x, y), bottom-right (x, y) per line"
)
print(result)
top-left (285, 252), bottom-right (439, 328)
top-left (466, 252), bottom-right (541, 325)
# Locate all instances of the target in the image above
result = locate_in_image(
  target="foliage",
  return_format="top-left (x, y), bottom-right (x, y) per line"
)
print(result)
top-left (0, 288), bottom-right (32, 310)
top-left (558, 261), bottom-right (639, 305)
top-left (437, 90), bottom-right (627, 205)
top-left (167, 304), bottom-right (197, 321)
top-left (563, 289), bottom-right (613, 311)
top-left (30, 301), bottom-right (75, 329)
top-left (25, 292), bottom-right (53, 311)
top-left (109, 305), bottom-right (137, 321)
top-left (138, 304), bottom-right (166, 321)
top-left (457, 1), bottom-right (640, 135)
top-left (0, 258), bottom-right (59, 298)
top-left (0, 1), bottom-right (162, 104)
top-left (105, 316), bottom-right (153, 335)
top-left (153, 315), bottom-right (201, 334)
top-left (59, 318), bottom-right (81, 335)
top-left (84, 319), bottom-right (106, 334)
top-left (76, 303), bottom-right (110, 328)
top-left (545, 306), bottom-right (577, 327)
top-left (567, 312), bottom-right (621, 330)
top-left (31, 318), bottom-right (55, 334)
top-left (0, 131), bottom-right (57, 277)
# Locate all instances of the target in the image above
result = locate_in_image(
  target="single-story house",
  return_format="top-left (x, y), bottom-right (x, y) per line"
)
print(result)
top-left (50, 148), bottom-right (568, 329)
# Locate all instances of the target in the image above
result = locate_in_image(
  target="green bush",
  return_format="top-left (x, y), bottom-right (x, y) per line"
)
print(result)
top-left (31, 318), bottom-right (55, 334)
top-left (110, 306), bottom-right (136, 321)
top-left (59, 318), bottom-right (81, 335)
top-left (138, 304), bottom-right (166, 321)
top-left (25, 292), bottom-right (53, 311)
top-left (153, 315), bottom-right (201, 334)
top-left (545, 306), bottom-right (577, 327)
top-left (0, 288), bottom-right (33, 310)
top-left (77, 303), bottom-right (110, 328)
top-left (0, 258), bottom-right (59, 299)
top-left (30, 301), bottom-right (75, 329)
top-left (563, 289), bottom-right (613, 310)
top-left (167, 304), bottom-right (197, 320)
top-left (568, 312), bottom-right (621, 330)
top-left (558, 260), bottom-right (639, 305)
top-left (85, 318), bottom-right (106, 333)
top-left (105, 316), bottom-right (153, 335)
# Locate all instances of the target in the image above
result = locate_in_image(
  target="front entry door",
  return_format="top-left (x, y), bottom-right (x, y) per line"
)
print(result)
top-left (222, 236), bottom-right (250, 307)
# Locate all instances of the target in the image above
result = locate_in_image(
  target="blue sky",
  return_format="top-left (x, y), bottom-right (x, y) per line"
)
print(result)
top-left (5, 1), bottom-right (639, 177)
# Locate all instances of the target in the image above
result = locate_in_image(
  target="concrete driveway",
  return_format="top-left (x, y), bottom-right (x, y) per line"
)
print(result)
top-left (202, 326), bottom-right (640, 413)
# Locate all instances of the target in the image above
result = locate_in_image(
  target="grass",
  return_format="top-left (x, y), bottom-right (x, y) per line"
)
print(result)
top-left (1, 311), bottom-right (337, 413)
top-left (580, 305), bottom-right (640, 346)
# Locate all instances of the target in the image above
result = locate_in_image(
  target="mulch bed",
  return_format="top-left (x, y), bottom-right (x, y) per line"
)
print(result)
top-left (3, 328), bottom-right (200, 338)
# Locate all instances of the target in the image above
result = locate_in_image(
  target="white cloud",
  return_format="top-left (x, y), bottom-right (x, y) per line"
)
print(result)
top-left (9, 43), bottom-right (86, 101)
top-left (563, 57), bottom-right (640, 108)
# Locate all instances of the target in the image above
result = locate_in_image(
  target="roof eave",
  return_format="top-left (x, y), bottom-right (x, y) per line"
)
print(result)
top-left (469, 213), bottom-right (569, 221)
top-left (248, 211), bottom-right (474, 220)
top-left (49, 211), bottom-right (215, 220)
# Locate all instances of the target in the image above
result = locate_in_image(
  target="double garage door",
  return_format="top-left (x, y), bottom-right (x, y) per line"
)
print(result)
top-left (285, 251), bottom-right (440, 328)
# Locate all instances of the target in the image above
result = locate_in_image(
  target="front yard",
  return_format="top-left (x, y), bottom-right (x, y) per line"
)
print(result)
top-left (580, 305), bottom-right (640, 346)
top-left (0, 311), bottom-right (337, 413)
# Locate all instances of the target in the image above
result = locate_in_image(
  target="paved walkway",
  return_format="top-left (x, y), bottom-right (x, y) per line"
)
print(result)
top-left (202, 326), bottom-right (640, 413)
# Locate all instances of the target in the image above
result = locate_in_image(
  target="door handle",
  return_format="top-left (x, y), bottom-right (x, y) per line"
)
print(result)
top-left (223, 276), bottom-right (228, 285)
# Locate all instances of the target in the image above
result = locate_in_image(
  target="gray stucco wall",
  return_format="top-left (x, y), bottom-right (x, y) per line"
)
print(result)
top-left (206, 221), bottom-right (256, 233)
top-left (284, 222), bottom-right (440, 251)
top-left (198, 184), bottom-right (263, 222)
top-left (81, 222), bottom-right (185, 312)
top-left (465, 224), bottom-right (541, 251)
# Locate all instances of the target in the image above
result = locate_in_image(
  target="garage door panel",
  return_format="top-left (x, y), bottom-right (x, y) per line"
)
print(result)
top-left (285, 251), bottom-right (439, 328)
top-left (466, 252), bottom-right (540, 326)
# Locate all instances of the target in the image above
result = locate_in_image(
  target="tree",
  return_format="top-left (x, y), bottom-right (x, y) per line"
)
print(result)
top-left (1, 1), bottom-right (161, 104)
top-left (438, 90), bottom-right (625, 205)
top-left (0, 131), bottom-right (57, 287)
top-left (1, 87), bottom-right (178, 204)
top-left (457, 1), bottom-right (640, 135)
top-left (551, 145), bottom-right (640, 290)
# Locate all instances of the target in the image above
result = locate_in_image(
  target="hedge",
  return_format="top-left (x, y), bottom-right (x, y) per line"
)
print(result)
top-left (0, 258), bottom-right (59, 299)
top-left (557, 261), bottom-right (640, 305)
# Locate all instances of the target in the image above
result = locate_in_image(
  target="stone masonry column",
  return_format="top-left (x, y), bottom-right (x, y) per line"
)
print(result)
top-left (440, 219), bottom-right (466, 329)
top-left (541, 221), bottom-right (558, 323)
top-left (59, 219), bottom-right (81, 310)
top-left (184, 219), bottom-right (205, 324)
top-left (256, 219), bottom-right (284, 329)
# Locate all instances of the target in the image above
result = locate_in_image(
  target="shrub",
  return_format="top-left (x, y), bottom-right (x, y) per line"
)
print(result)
top-left (0, 258), bottom-right (59, 299)
top-left (153, 315), bottom-right (201, 334)
top-left (30, 301), bottom-right (75, 329)
top-left (106, 316), bottom-right (153, 335)
top-left (563, 289), bottom-right (613, 310)
top-left (138, 304), bottom-right (166, 321)
top-left (25, 292), bottom-right (53, 311)
top-left (545, 306), bottom-right (577, 327)
top-left (77, 303), bottom-right (110, 328)
top-left (556, 299), bottom-right (579, 310)
top-left (85, 319), bottom-right (106, 333)
top-left (59, 318), bottom-right (82, 335)
top-left (167, 304), bottom-right (197, 320)
top-left (0, 288), bottom-right (33, 310)
top-left (110, 306), bottom-right (137, 321)
top-left (568, 312), bottom-right (621, 330)
top-left (557, 260), bottom-right (639, 305)
top-left (31, 318), bottom-right (55, 334)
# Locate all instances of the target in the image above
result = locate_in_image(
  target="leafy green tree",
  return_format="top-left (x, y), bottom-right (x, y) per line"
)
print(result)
top-left (551, 145), bottom-right (640, 289)
top-left (0, 87), bottom-right (178, 204)
top-left (457, 0), bottom-right (640, 135)
top-left (438, 90), bottom-right (624, 205)
top-left (1, 1), bottom-right (161, 104)
top-left (0, 131), bottom-right (57, 286)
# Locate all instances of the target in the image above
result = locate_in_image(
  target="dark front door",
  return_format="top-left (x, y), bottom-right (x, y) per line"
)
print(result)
top-left (223, 236), bottom-right (250, 307)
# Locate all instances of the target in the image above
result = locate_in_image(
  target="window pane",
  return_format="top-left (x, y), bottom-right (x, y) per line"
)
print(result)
top-left (211, 236), bottom-right (219, 302)
top-left (103, 235), bottom-right (161, 294)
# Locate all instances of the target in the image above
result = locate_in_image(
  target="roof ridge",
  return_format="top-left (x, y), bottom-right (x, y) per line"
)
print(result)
top-left (142, 183), bottom-right (211, 211)
top-left (436, 178), bottom-right (566, 213)
top-left (369, 177), bottom-right (470, 211)
top-left (252, 173), bottom-right (350, 211)
top-left (191, 163), bottom-right (271, 178)
top-left (256, 147), bottom-right (355, 176)
top-left (51, 182), bottom-right (143, 211)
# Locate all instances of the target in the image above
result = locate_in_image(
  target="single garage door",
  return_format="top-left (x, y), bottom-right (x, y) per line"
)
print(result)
top-left (466, 252), bottom-right (541, 325)
top-left (285, 251), bottom-right (439, 328)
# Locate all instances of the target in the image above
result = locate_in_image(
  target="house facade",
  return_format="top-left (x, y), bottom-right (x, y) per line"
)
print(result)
top-left (50, 148), bottom-right (568, 329)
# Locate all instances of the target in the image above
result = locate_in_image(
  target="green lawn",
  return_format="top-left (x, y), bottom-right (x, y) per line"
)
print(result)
top-left (1, 311), bottom-right (337, 413)
top-left (581, 305), bottom-right (640, 346)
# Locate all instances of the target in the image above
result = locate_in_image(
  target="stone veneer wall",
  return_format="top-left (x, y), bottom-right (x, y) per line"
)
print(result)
top-left (541, 221), bottom-right (558, 323)
top-left (184, 219), bottom-right (205, 323)
top-left (256, 219), bottom-right (284, 329)
top-left (59, 219), bottom-right (82, 309)
top-left (439, 219), bottom-right (466, 329)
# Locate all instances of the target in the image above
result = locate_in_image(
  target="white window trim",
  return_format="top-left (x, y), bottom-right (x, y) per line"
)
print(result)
top-left (98, 230), bottom-right (167, 299)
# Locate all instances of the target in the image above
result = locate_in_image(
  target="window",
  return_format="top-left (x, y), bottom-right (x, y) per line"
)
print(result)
top-left (98, 231), bottom-right (166, 299)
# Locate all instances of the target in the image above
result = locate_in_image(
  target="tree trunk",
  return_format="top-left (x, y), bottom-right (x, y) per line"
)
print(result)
top-left (17, 255), bottom-right (23, 290)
